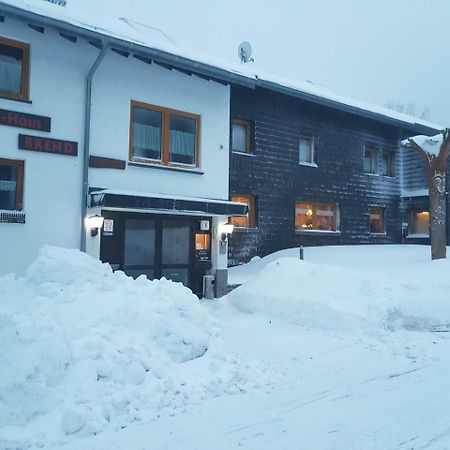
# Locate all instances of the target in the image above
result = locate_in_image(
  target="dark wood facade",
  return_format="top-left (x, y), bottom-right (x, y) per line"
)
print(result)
top-left (228, 85), bottom-right (447, 265)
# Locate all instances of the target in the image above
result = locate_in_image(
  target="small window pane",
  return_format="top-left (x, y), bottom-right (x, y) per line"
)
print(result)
top-left (231, 122), bottom-right (248, 152)
top-left (132, 107), bottom-right (162, 160)
top-left (0, 163), bottom-right (18, 210)
top-left (295, 201), bottom-right (337, 231)
top-left (382, 151), bottom-right (394, 177)
top-left (370, 207), bottom-right (385, 233)
top-left (231, 194), bottom-right (255, 228)
top-left (299, 136), bottom-right (313, 163)
top-left (364, 147), bottom-right (378, 174)
top-left (411, 211), bottom-right (429, 235)
top-left (0, 43), bottom-right (23, 95)
top-left (169, 114), bottom-right (196, 165)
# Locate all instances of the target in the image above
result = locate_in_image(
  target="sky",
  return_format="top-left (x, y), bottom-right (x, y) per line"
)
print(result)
top-left (69, 0), bottom-right (450, 126)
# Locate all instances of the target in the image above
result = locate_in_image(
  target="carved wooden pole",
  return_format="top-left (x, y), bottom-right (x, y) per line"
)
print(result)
top-left (403, 129), bottom-right (450, 260)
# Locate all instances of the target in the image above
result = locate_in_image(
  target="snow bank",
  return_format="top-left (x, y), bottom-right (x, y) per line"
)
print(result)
top-left (228, 255), bottom-right (450, 333)
top-left (0, 247), bottom-right (250, 449)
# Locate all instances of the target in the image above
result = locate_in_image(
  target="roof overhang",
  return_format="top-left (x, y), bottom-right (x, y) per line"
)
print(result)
top-left (89, 190), bottom-right (248, 217)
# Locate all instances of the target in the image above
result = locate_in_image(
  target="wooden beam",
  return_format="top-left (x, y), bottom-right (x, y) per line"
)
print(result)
top-left (89, 155), bottom-right (126, 170)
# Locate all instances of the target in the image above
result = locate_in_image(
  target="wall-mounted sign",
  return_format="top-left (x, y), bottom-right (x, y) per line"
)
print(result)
top-left (0, 109), bottom-right (51, 132)
top-left (19, 134), bottom-right (78, 156)
top-left (103, 219), bottom-right (114, 236)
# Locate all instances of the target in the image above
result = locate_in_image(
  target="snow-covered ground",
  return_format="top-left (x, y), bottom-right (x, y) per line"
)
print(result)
top-left (2, 244), bottom-right (450, 449)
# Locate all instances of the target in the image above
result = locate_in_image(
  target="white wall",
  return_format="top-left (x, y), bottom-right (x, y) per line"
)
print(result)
top-left (0, 18), bottom-right (98, 275)
top-left (89, 51), bottom-right (231, 201)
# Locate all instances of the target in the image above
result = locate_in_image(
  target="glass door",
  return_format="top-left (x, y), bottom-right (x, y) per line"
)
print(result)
top-left (123, 218), bottom-right (156, 279)
top-left (160, 219), bottom-right (191, 285)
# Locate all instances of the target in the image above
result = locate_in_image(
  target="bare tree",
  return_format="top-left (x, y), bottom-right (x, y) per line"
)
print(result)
top-left (386, 100), bottom-right (431, 120)
top-left (402, 129), bottom-right (450, 260)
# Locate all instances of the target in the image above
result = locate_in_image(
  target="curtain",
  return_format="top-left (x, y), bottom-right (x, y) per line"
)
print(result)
top-left (0, 180), bottom-right (16, 210)
top-left (0, 56), bottom-right (21, 93)
top-left (169, 129), bottom-right (195, 157)
top-left (133, 122), bottom-right (161, 152)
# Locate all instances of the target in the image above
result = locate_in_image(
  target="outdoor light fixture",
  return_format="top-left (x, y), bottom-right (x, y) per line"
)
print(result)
top-left (220, 222), bottom-right (234, 241)
top-left (87, 214), bottom-right (104, 237)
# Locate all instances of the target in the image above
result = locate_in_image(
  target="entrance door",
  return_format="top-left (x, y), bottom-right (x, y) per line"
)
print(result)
top-left (161, 219), bottom-right (191, 286)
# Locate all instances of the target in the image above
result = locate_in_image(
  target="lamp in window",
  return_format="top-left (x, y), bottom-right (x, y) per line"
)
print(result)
top-left (87, 215), bottom-right (104, 237)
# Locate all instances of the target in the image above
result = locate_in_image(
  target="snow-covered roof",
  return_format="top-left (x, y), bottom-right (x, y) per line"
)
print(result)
top-left (401, 133), bottom-right (444, 157)
top-left (0, 0), bottom-right (443, 134)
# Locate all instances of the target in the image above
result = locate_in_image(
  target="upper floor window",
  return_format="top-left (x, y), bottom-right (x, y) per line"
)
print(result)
top-left (0, 36), bottom-right (30, 101)
top-left (410, 210), bottom-right (429, 236)
top-left (369, 206), bottom-right (385, 234)
top-left (230, 194), bottom-right (256, 228)
top-left (299, 134), bottom-right (315, 165)
top-left (231, 119), bottom-right (251, 154)
top-left (295, 201), bottom-right (338, 231)
top-left (364, 146), bottom-right (378, 174)
top-left (382, 150), bottom-right (395, 177)
top-left (130, 100), bottom-right (199, 167)
top-left (0, 158), bottom-right (24, 210)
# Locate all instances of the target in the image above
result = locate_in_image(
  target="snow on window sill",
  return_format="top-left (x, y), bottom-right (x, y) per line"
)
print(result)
top-left (233, 227), bottom-right (259, 232)
top-left (369, 232), bottom-right (387, 236)
top-left (299, 161), bottom-right (318, 168)
top-left (128, 161), bottom-right (204, 174)
top-left (365, 172), bottom-right (380, 177)
top-left (406, 233), bottom-right (429, 239)
top-left (232, 150), bottom-right (255, 157)
top-left (295, 229), bottom-right (340, 235)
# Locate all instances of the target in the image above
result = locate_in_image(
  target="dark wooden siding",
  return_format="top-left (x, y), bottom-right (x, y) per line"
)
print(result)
top-left (229, 86), bottom-right (409, 265)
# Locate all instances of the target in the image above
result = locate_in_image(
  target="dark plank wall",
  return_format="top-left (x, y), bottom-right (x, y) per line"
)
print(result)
top-left (229, 86), bottom-right (408, 265)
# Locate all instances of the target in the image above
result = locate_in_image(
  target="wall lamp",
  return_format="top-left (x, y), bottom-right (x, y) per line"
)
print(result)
top-left (220, 222), bottom-right (234, 241)
top-left (87, 214), bottom-right (104, 237)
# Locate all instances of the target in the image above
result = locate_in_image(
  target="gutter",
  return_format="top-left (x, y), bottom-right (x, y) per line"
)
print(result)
top-left (80, 43), bottom-right (108, 252)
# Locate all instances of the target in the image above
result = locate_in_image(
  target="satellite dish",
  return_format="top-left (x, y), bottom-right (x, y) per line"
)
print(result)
top-left (238, 41), bottom-right (254, 63)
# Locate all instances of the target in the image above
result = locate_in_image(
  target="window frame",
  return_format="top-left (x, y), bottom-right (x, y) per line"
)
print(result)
top-left (299, 133), bottom-right (316, 166)
top-left (129, 100), bottom-right (200, 169)
top-left (0, 36), bottom-right (30, 101)
top-left (369, 206), bottom-right (385, 235)
top-left (382, 150), bottom-right (395, 177)
top-left (0, 157), bottom-right (24, 210)
top-left (295, 200), bottom-right (340, 233)
top-left (230, 193), bottom-right (256, 229)
top-left (364, 146), bottom-right (378, 175)
top-left (230, 118), bottom-right (252, 154)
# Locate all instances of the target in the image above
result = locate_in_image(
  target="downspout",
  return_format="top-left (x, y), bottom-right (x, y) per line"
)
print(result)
top-left (80, 42), bottom-right (109, 252)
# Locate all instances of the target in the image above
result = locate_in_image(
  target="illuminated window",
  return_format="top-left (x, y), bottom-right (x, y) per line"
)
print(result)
top-left (231, 119), bottom-right (251, 153)
top-left (410, 211), bottom-right (429, 235)
top-left (0, 36), bottom-right (30, 101)
top-left (130, 101), bottom-right (199, 167)
top-left (299, 135), bottom-right (315, 164)
top-left (370, 207), bottom-right (385, 233)
top-left (364, 146), bottom-right (378, 174)
top-left (0, 158), bottom-right (24, 210)
top-left (295, 201), bottom-right (338, 231)
top-left (382, 150), bottom-right (395, 177)
top-left (230, 194), bottom-right (256, 228)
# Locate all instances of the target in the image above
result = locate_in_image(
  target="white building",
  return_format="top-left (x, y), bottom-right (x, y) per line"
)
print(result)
top-left (0, 1), bottom-right (248, 296)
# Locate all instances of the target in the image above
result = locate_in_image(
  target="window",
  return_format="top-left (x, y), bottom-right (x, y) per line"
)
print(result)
top-left (364, 146), bottom-right (378, 174)
top-left (231, 119), bottom-right (251, 153)
top-left (369, 207), bottom-right (385, 234)
top-left (299, 135), bottom-right (315, 164)
top-left (230, 194), bottom-right (256, 228)
top-left (410, 210), bottom-right (429, 235)
top-left (0, 158), bottom-right (24, 210)
top-left (382, 150), bottom-right (395, 177)
top-left (0, 36), bottom-right (30, 101)
top-left (295, 201), bottom-right (338, 231)
top-left (130, 101), bottom-right (199, 167)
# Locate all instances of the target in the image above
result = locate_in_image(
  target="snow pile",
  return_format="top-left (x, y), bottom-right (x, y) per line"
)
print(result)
top-left (228, 255), bottom-right (450, 333)
top-left (0, 247), bottom-right (250, 449)
top-left (402, 133), bottom-right (444, 157)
